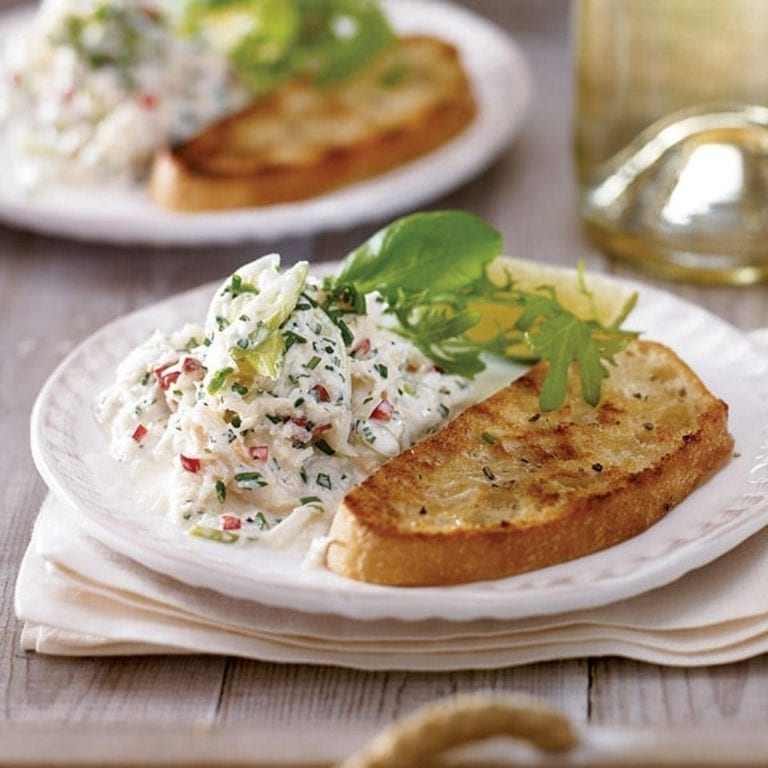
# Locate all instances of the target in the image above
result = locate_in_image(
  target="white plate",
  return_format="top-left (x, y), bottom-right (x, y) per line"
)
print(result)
top-left (0, 1), bottom-right (529, 245)
top-left (30, 267), bottom-right (768, 622)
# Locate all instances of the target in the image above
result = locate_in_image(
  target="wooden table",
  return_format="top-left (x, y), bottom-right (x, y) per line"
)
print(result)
top-left (3, 1), bottom-right (768, 765)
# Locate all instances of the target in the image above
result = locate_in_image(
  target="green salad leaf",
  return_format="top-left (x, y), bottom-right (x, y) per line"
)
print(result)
top-left (178, 0), bottom-right (395, 96)
top-left (329, 211), bottom-right (639, 411)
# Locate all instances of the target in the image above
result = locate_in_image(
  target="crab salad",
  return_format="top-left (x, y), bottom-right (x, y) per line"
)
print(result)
top-left (96, 255), bottom-right (474, 548)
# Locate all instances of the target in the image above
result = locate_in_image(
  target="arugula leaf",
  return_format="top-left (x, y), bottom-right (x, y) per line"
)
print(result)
top-left (330, 212), bottom-right (638, 411)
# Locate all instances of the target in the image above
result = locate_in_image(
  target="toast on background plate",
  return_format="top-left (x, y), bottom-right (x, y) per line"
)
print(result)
top-left (325, 340), bottom-right (734, 586)
top-left (149, 35), bottom-right (476, 211)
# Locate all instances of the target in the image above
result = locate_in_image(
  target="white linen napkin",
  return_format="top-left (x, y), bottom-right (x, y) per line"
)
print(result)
top-left (15, 492), bottom-right (768, 670)
top-left (16, 329), bottom-right (768, 670)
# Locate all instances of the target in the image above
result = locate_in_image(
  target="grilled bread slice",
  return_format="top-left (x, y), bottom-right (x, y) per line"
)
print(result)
top-left (325, 340), bottom-right (734, 586)
top-left (149, 35), bottom-right (476, 211)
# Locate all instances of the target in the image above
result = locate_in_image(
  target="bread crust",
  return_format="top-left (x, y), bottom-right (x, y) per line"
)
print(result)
top-left (325, 341), bottom-right (734, 586)
top-left (149, 36), bottom-right (476, 211)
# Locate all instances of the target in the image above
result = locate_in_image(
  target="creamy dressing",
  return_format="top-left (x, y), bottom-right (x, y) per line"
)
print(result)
top-left (95, 256), bottom-right (475, 547)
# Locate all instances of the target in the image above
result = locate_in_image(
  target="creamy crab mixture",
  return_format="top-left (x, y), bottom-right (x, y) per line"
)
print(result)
top-left (0, 0), bottom-right (244, 188)
top-left (95, 256), bottom-right (474, 546)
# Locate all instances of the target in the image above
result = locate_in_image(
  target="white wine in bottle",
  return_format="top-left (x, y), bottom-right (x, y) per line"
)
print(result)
top-left (574, 0), bottom-right (768, 284)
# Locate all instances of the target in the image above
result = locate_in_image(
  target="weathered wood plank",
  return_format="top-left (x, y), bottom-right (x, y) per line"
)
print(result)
top-left (589, 657), bottom-right (768, 726)
top-left (219, 660), bottom-right (590, 726)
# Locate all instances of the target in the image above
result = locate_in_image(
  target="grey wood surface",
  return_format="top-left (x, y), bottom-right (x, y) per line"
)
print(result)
top-left (2, 0), bottom-right (768, 762)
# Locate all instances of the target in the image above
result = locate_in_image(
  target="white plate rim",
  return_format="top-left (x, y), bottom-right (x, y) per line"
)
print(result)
top-left (29, 266), bottom-right (768, 622)
top-left (0, 0), bottom-right (530, 245)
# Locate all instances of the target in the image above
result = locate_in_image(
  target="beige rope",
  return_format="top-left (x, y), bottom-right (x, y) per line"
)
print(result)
top-left (337, 692), bottom-right (580, 768)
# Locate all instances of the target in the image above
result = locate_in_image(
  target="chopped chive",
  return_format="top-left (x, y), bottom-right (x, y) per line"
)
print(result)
top-left (253, 512), bottom-right (270, 530)
top-left (315, 438), bottom-right (335, 455)
top-left (208, 367), bottom-right (234, 394)
top-left (307, 355), bottom-right (321, 370)
top-left (284, 330), bottom-right (307, 351)
top-left (234, 471), bottom-right (268, 489)
top-left (214, 480), bottom-right (227, 503)
top-left (189, 524), bottom-right (239, 544)
top-left (266, 414), bottom-right (283, 424)
top-left (227, 274), bottom-right (258, 297)
top-left (374, 363), bottom-right (389, 379)
top-left (140, 371), bottom-right (150, 386)
top-left (316, 473), bottom-right (332, 490)
top-left (336, 318), bottom-right (354, 346)
top-left (231, 383), bottom-right (249, 396)
top-left (481, 432), bottom-right (497, 445)
top-left (438, 403), bottom-right (449, 418)
top-left (215, 316), bottom-right (229, 331)
top-left (300, 496), bottom-right (322, 505)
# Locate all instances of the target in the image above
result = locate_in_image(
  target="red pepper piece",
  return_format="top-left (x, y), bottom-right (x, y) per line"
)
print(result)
top-left (131, 424), bottom-right (148, 443)
top-left (370, 399), bottom-right (393, 421)
top-left (221, 516), bottom-right (241, 531)
top-left (139, 92), bottom-right (158, 110)
top-left (182, 357), bottom-right (203, 374)
top-left (249, 445), bottom-right (269, 462)
top-left (311, 384), bottom-right (331, 402)
top-left (180, 455), bottom-right (201, 473)
top-left (351, 338), bottom-right (371, 358)
top-left (154, 364), bottom-right (181, 391)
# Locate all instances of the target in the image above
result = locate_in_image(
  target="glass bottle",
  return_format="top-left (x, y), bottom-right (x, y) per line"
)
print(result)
top-left (574, 0), bottom-right (768, 284)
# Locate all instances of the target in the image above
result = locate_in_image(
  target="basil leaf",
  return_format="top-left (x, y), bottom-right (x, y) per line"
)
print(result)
top-left (336, 211), bottom-right (503, 297)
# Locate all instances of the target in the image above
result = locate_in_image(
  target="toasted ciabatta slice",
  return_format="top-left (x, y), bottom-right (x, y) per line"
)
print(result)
top-left (326, 340), bottom-right (734, 586)
top-left (149, 35), bottom-right (476, 211)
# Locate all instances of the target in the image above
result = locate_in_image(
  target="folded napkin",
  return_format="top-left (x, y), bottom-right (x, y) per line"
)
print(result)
top-left (16, 330), bottom-right (768, 670)
top-left (15, 492), bottom-right (768, 670)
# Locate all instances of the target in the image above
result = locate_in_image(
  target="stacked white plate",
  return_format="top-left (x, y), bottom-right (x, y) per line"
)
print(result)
top-left (17, 277), bottom-right (768, 669)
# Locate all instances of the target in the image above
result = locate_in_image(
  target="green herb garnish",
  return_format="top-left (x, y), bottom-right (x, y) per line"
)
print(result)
top-left (226, 273), bottom-right (259, 297)
top-left (235, 471), bottom-right (268, 489)
top-left (314, 438), bottom-right (335, 455)
top-left (330, 211), bottom-right (638, 411)
top-left (178, 0), bottom-right (396, 96)
top-left (189, 524), bottom-right (239, 544)
top-left (253, 512), bottom-right (270, 530)
top-left (208, 367), bottom-right (234, 394)
top-left (283, 330), bottom-right (307, 351)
